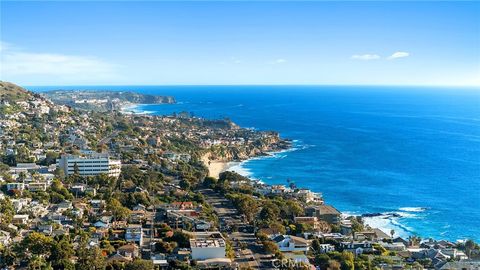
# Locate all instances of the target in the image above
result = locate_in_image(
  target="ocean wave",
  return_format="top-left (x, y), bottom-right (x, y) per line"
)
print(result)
top-left (228, 163), bottom-right (253, 178)
top-left (399, 207), bottom-right (427, 212)
top-left (362, 207), bottom-right (429, 238)
top-left (362, 214), bottom-right (414, 238)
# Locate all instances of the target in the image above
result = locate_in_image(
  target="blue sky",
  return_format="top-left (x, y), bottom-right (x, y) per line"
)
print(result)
top-left (0, 1), bottom-right (479, 86)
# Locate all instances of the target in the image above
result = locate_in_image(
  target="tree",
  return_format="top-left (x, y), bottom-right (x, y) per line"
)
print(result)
top-left (40, 151), bottom-right (59, 166)
top-left (259, 201), bottom-right (280, 223)
top-left (76, 246), bottom-right (106, 270)
top-left (203, 176), bottom-right (217, 188)
top-left (328, 260), bottom-right (341, 270)
top-left (28, 255), bottom-right (53, 270)
top-left (311, 239), bottom-right (324, 255)
top-left (125, 260), bottom-right (154, 270)
top-left (314, 254), bottom-right (331, 269)
top-left (22, 232), bottom-right (54, 257)
top-left (106, 198), bottom-right (131, 221)
top-left (227, 194), bottom-right (258, 222)
top-left (262, 240), bottom-right (280, 255)
top-left (166, 230), bottom-right (191, 248)
top-left (50, 236), bottom-right (75, 269)
top-left (284, 200), bottom-right (304, 218)
top-left (0, 198), bottom-right (15, 224)
top-left (390, 229), bottom-right (395, 239)
top-left (155, 240), bottom-right (177, 254)
top-left (465, 239), bottom-right (476, 258)
top-left (0, 245), bottom-right (17, 268)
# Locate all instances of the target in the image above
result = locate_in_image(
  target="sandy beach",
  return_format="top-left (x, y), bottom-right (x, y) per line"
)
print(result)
top-left (201, 155), bottom-right (239, 179)
top-left (205, 161), bottom-right (232, 178)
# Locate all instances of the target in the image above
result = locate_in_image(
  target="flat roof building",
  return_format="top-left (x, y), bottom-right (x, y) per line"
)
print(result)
top-left (190, 238), bottom-right (226, 260)
top-left (56, 153), bottom-right (121, 178)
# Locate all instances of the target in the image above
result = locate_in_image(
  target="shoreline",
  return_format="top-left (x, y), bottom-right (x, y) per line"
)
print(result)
top-left (222, 144), bottom-right (424, 240)
top-left (120, 103), bottom-right (156, 115)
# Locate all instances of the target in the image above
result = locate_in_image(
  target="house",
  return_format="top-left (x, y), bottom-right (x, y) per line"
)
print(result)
top-left (171, 201), bottom-right (194, 210)
top-left (381, 242), bottom-right (407, 251)
top-left (93, 221), bottom-right (110, 229)
top-left (439, 260), bottom-right (480, 270)
top-left (312, 244), bottom-right (335, 254)
top-left (37, 224), bottom-right (53, 235)
top-left (107, 253), bottom-right (132, 263)
top-left (0, 230), bottom-right (11, 246)
top-left (355, 229), bottom-right (391, 241)
top-left (190, 238), bottom-right (226, 260)
top-left (117, 244), bottom-right (140, 259)
top-left (393, 237), bottom-right (409, 247)
top-left (55, 201), bottom-right (73, 212)
top-left (305, 205), bottom-right (341, 225)
top-left (272, 235), bottom-right (310, 253)
top-left (6, 182), bottom-right (25, 191)
top-left (125, 224), bottom-right (143, 246)
top-left (90, 199), bottom-right (105, 212)
top-left (70, 184), bottom-right (86, 194)
top-left (340, 241), bottom-right (375, 255)
top-left (294, 189), bottom-right (323, 203)
top-left (28, 182), bottom-right (48, 192)
top-left (12, 214), bottom-right (29, 225)
top-left (132, 204), bottom-right (146, 211)
top-left (129, 210), bottom-right (146, 223)
top-left (294, 216), bottom-right (321, 231)
top-left (151, 254), bottom-right (169, 269)
top-left (340, 219), bottom-right (353, 236)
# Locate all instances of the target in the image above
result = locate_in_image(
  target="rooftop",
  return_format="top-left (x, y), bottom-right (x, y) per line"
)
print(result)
top-left (190, 238), bottom-right (226, 248)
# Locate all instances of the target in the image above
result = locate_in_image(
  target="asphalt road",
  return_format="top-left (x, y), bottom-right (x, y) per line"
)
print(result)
top-left (197, 188), bottom-right (277, 269)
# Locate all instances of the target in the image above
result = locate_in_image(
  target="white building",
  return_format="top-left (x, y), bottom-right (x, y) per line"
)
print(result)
top-left (28, 182), bottom-right (48, 192)
top-left (272, 235), bottom-right (310, 253)
top-left (56, 153), bottom-right (121, 178)
top-left (12, 214), bottom-right (29, 225)
top-left (190, 239), bottom-right (226, 260)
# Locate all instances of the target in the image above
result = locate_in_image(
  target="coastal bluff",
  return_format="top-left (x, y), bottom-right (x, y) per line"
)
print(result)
top-left (41, 89), bottom-right (175, 111)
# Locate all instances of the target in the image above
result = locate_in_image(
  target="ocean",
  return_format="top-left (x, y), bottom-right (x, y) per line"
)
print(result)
top-left (32, 85), bottom-right (480, 241)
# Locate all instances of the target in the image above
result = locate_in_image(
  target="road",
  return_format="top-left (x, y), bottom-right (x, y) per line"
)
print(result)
top-left (197, 188), bottom-right (276, 269)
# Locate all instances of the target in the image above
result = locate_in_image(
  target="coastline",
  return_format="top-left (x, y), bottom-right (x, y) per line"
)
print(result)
top-left (120, 103), bottom-right (155, 115)
top-left (225, 143), bottom-right (419, 240)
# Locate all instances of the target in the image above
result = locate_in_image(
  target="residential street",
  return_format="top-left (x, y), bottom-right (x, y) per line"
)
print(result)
top-left (197, 188), bottom-right (275, 269)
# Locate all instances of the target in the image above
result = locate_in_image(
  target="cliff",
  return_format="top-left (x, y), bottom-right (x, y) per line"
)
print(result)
top-left (203, 132), bottom-right (291, 162)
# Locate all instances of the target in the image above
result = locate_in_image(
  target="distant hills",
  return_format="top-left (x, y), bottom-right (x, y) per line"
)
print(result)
top-left (41, 89), bottom-right (175, 111)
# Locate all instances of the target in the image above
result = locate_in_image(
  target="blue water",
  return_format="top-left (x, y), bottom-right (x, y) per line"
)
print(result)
top-left (32, 85), bottom-right (480, 241)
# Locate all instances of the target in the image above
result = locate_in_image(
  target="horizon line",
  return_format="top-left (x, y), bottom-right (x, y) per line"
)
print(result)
top-left (21, 83), bottom-right (480, 88)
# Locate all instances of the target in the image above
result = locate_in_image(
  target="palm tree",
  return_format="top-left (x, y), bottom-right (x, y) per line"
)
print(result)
top-left (390, 229), bottom-right (395, 239)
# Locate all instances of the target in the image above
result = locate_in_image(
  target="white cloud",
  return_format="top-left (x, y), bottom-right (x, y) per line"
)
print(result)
top-left (388, 51), bottom-right (410, 60)
top-left (274, 58), bottom-right (287, 64)
top-left (0, 42), bottom-right (118, 81)
top-left (351, 54), bottom-right (381, 61)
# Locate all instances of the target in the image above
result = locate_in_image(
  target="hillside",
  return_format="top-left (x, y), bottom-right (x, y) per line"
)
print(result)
top-left (0, 81), bottom-right (34, 102)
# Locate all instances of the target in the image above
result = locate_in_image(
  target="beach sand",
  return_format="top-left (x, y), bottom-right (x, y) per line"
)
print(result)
top-left (206, 161), bottom-right (231, 179)
top-left (201, 155), bottom-right (238, 179)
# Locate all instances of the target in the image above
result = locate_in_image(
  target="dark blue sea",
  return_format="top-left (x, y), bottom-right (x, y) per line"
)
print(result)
top-left (32, 85), bottom-right (480, 241)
